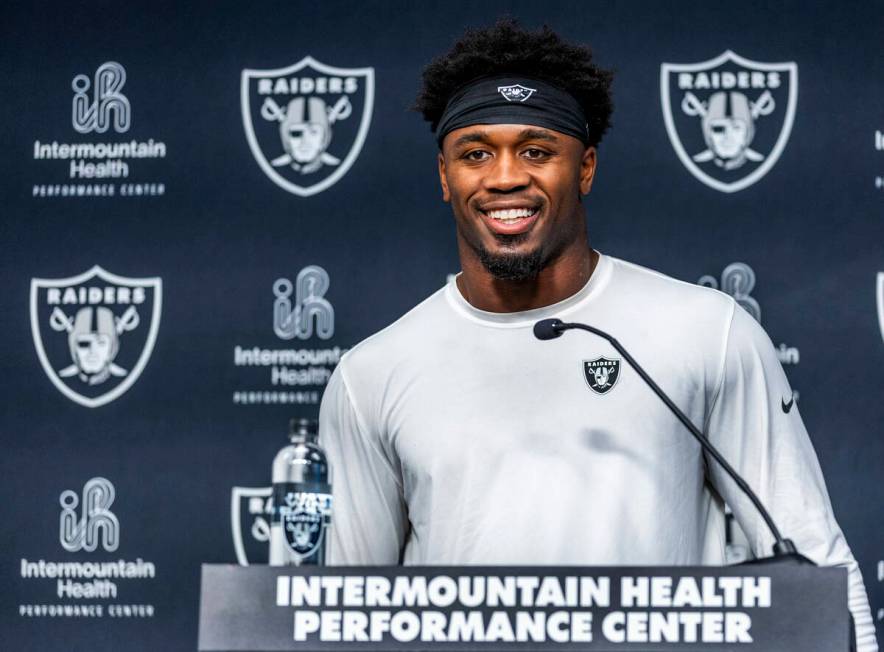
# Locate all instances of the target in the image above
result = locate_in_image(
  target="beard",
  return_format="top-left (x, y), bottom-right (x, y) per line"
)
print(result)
top-left (474, 233), bottom-right (545, 282)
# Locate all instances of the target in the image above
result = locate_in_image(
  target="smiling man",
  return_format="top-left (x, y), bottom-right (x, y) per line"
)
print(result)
top-left (439, 116), bottom-right (597, 310)
top-left (318, 20), bottom-right (876, 650)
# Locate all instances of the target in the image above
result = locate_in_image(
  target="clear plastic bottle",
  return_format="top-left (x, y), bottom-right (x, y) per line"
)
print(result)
top-left (268, 418), bottom-right (332, 566)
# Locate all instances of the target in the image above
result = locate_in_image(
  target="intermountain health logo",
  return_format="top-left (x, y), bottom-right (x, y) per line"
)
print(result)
top-left (661, 51), bottom-right (798, 193)
top-left (60, 477), bottom-right (119, 552)
top-left (72, 62), bottom-right (131, 134)
top-left (231, 265), bottom-right (347, 406)
top-left (32, 61), bottom-right (167, 199)
top-left (273, 265), bottom-right (334, 340)
top-left (17, 477), bottom-right (157, 620)
top-left (30, 266), bottom-right (162, 408)
top-left (241, 56), bottom-right (374, 197)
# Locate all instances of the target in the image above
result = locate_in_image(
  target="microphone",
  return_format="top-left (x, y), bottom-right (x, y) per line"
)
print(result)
top-left (533, 318), bottom-right (565, 341)
top-left (533, 318), bottom-right (809, 564)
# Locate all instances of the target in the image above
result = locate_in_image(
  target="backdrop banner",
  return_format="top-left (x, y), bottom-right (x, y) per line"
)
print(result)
top-left (1, 2), bottom-right (881, 651)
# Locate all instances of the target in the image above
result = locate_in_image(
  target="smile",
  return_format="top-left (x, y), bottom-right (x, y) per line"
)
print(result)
top-left (485, 207), bottom-right (538, 222)
top-left (479, 205), bottom-right (540, 235)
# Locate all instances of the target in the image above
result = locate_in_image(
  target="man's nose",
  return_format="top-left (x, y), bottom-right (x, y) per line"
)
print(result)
top-left (482, 151), bottom-right (530, 192)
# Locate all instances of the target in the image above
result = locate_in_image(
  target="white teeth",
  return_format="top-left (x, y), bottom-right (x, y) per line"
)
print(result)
top-left (486, 208), bottom-right (536, 221)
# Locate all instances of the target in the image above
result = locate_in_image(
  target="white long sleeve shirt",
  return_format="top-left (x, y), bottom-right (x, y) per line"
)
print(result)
top-left (319, 253), bottom-right (877, 651)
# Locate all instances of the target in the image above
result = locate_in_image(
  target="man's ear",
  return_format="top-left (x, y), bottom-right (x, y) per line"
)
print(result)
top-left (579, 146), bottom-right (597, 195)
top-left (438, 152), bottom-right (451, 202)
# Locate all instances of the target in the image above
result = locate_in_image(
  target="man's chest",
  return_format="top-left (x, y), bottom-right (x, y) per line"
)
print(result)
top-left (378, 341), bottom-right (710, 495)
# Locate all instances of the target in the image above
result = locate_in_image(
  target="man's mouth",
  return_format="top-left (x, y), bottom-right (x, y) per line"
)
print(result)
top-left (479, 206), bottom-right (540, 235)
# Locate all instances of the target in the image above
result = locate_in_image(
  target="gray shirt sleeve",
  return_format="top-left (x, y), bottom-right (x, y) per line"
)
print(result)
top-left (318, 362), bottom-right (408, 565)
top-left (706, 302), bottom-right (878, 652)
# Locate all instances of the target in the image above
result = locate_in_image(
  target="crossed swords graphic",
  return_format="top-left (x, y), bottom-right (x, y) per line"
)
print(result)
top-left (682, 90), bottom-right (775, 163)
top-left (50, 306), bottom-right (139, 378)
top-left (261, 96), bottom-right (352, 168)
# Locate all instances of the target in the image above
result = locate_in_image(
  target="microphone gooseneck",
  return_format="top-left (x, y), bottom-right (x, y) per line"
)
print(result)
top-left (534, 318), bottom-right (808, 564)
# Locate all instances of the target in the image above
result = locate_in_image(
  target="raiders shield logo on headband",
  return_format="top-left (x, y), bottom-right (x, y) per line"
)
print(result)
top-left (497, 84), bottom-right (537, 102)
top-left (241, 56), bottom-right (375, 197)
top-left (660, 51), bottom-right (797, 193)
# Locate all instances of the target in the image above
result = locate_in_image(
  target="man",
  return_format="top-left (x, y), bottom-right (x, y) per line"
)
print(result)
top-left (318, 20), bottom-right (877, 650)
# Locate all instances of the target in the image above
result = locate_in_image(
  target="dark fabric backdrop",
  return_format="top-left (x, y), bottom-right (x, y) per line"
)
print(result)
top-left (2, 1), bottom-right (881, 649)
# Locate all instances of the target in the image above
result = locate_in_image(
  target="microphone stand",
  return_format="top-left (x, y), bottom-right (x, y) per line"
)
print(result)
top-left (535, 318), bottom-right (855, 650)
top-left (534, 318), bottom-right (812, 566)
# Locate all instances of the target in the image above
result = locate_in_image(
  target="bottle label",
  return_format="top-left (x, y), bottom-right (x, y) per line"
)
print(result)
top-left (272, 482), bottom-right (332, 559)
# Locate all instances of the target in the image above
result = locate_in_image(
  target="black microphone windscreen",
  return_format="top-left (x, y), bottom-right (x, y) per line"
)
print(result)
top-left (533, 319), bottom-right (564, 340)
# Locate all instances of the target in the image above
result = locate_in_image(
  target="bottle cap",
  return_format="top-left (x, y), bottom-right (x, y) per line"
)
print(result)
top-left (288, 417), bottom-right (318, 443)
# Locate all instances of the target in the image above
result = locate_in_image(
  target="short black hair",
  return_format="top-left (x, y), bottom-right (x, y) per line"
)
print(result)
top-left (414, 18), bottom-right (614, 147)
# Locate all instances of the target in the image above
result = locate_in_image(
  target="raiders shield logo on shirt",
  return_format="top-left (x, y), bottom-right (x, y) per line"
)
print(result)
top-left (583, 357), bottom-right (621, 394)
top-left (660, 50), bottom-right (797, 193)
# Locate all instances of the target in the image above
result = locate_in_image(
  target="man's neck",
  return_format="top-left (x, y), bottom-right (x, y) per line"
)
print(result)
top-left (456, 246), bottom-right (599, 313)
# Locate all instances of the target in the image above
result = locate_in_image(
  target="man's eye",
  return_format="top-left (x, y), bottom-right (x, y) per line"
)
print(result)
top-left (463, 150), bottom-right (490, 161)
top-left (523, 148), bottom-right (550, 160)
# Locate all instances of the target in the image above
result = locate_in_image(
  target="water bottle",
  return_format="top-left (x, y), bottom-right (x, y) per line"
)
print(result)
top-left (268, 418), bottom-right (332, 566)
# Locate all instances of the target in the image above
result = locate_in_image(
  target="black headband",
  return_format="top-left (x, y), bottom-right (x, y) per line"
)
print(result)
top-left (435, 75), bottom-right (589, 148)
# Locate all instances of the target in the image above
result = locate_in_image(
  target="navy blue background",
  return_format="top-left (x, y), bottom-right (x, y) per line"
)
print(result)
top-left (2, 1), bottom-right (882, 650)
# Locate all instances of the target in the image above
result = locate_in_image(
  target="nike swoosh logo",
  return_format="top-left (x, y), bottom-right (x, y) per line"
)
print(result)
top-left (781, 396), bottom-right (794, 413)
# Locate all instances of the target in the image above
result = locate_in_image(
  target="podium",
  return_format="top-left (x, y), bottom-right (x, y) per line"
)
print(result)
top-left (198, 564), bottom-right (850, 651)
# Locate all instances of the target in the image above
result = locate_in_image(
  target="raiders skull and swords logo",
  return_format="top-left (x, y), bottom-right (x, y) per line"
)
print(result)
top-left (241, 56), bottom-right (375, 197)
top-left (273, 486), bottom-right (333, 560)
top-left (661, 51), bottom-right (797, 193)
top-left (498, 84), bottom-right (537, 102)
top-left (30, 266), bottom-right (162, 408)
top-left (583, 357), bottom-right (621, 395)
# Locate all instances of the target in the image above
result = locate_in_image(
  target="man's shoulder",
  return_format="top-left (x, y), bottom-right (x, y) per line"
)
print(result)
top-left (598, 255), bottom-right (742, 367)
top-left (337, 284), bottom-right (453, 376)
top-left (608, 255), bottom-right (737, 317)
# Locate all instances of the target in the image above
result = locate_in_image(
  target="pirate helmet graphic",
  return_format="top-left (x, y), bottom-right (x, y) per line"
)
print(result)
top-left (58, 306), bottom-right (139, 385)
top-left (686, 89), bottom-right (775, 171)
top-left (280, 97), bottom-right (334, 172)
top-left (261, 94), bottom-right (353, 175)
top-left (702, 92), bottom-right (755, 166)
top-left (583, 357), bottom-right (621, 395)
top-left (591, 364), bottom-right (613, 389)
top-left (67, 307), bottom-right (121, 382)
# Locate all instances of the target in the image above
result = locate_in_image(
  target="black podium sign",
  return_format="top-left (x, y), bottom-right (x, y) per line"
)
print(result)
top-left (197, 565), bottom-right (848, 651)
